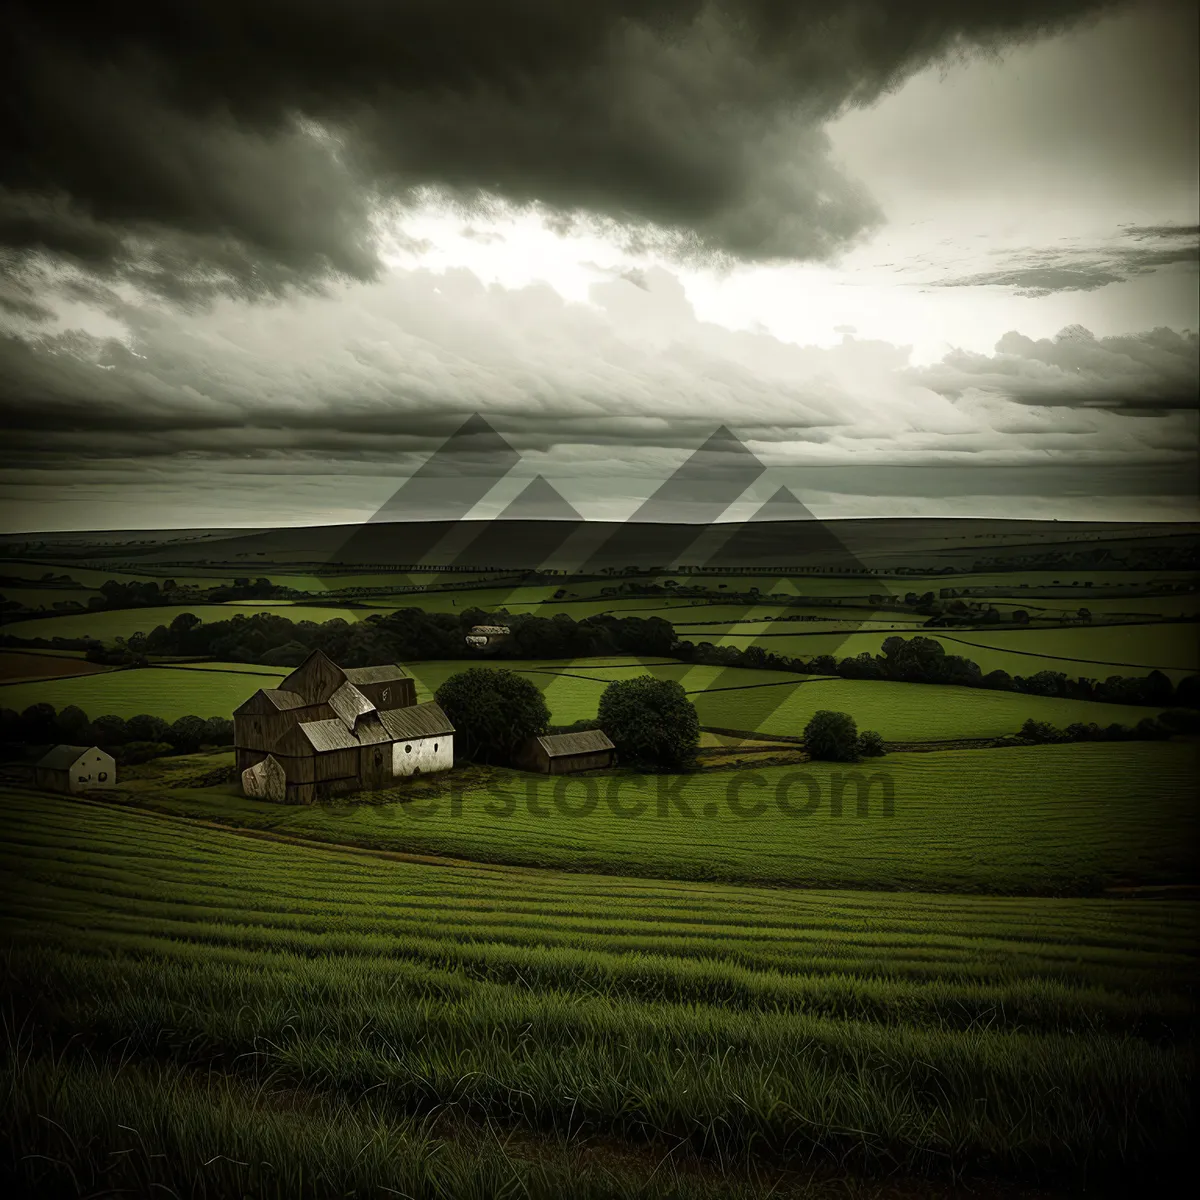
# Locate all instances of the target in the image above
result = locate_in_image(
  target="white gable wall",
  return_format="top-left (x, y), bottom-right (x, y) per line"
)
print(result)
top-left (392, 734), bottom-right (453, 777)
top-left (68, 749), bottom-right (116, 792)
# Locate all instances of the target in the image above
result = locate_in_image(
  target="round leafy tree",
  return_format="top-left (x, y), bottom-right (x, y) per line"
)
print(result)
top-left (435, 668), bottom-right (550, 764)
top-left (598, 675), bottom-right (699, 772)
top-left (804, 710), bottom-right (859, 762)
top-left (857, 729), bottom-right (886, 758)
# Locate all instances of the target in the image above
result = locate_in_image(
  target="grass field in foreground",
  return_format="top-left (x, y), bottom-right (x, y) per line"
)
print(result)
top-left (1, 787), bottom-right (1194, 1197)
top-left (111, 741), bottom-right (1199, 893)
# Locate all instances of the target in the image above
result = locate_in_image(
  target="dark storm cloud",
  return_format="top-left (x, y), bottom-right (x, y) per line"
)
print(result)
top-left (915, 324), bottom-right (1200, 409)
top-left (1, 0), bottom-right (1113, 300)
top-left (930, 224), bottom-right (1199, 296)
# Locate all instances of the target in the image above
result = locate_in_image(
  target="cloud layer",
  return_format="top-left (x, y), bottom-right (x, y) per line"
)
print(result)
top-left (2, 0), bottom-right (1114, 300)
top-left (2, 266), bottom-right (1194, 481)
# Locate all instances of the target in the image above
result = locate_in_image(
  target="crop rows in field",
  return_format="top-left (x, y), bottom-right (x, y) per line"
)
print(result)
top-left (1, 788), bottom-right (1195, 1197)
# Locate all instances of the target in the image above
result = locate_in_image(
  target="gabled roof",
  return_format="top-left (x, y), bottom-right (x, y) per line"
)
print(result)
top-left (233, 687), bottom-right (306, 716)
top-left (342, 664), bottom-right (411, 685)
top-left (379, 702), bottom-right (455, 741)
top-left (536, 730), bottom-right (615, 757)
top-left (351, 713), bottom-right (392, 745)
top-left (292, 719), bottom-right (361, 753)
top-left (36, 744), bottom-right (100, 770)
top-left (328, 681), bottom-right (375, 729)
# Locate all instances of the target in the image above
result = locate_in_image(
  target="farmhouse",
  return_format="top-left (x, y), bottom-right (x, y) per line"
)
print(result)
top-left (35, 744), bottom-right (116, 793)
top-left (233, 649), bottom-right (454, 804)
top-left (517, 729), bottom-right (616, 774)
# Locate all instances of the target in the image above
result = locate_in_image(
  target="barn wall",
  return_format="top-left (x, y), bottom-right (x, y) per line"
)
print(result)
top-left (392, 734), bottom-right (453, 778)
top-left (547, 750), bottom-right (614, 775)
top-left (315, 748), bottom-right (359, 782)
top-left (61, 750), bottom-right (117, 791)
top-left (359, 743), bottom-right (394, 791)
top-left (33, 768), bottom-right (70, 793)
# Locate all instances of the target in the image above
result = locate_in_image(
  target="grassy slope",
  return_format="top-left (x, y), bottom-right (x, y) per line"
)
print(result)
top-left (105, 741), bottom-right (1198, 893)
top-left (1, 788), bottom-right (1195, 1197)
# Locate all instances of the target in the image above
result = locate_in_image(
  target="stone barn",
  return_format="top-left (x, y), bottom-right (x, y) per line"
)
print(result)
top-left (517, 730), bottom-right (616, 774)
top-left (35, 745), bottom-right (116, 793)
top-left (233, 649), bottom-right (453, 804)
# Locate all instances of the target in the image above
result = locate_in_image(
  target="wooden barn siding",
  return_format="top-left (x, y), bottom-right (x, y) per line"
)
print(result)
top-left (282, 654), bottom-right (347, 704)
top-left (546, 750), bottom-right (615, 775)
top-left (359, 743), bottom-right (394, 790)
top-left (234, 703), bottom-right (332, 754)
top-left (33, 767), bottom-right (69, 793)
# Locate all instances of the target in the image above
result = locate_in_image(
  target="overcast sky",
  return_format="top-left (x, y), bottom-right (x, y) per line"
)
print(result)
top-left (1, 0), bottom-right (1196, 531)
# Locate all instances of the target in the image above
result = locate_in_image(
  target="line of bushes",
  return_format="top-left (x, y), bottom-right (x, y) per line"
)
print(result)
top-left (0, 704), bottom-right (233, 765)
top-left (1009, 708), bottom-right (1200, 746)
top-left (678, 634), bottom-right (1199, 708)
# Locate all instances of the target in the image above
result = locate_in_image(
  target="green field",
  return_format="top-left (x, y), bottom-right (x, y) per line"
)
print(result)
top-left (2, 787), bottom-right (1194, 1198)
top-left (3, 603), bottom-right (376, 642)
top-left (110, 741), bottom-right (1199, 894)
top-left (677, 622), bottom-right (1199, 680)
top-left (0, 654), bottom-right (1173, 740)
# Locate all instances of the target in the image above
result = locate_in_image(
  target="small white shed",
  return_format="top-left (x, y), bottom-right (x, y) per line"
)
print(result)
top-left (34, 745), bottom-right (117, 793)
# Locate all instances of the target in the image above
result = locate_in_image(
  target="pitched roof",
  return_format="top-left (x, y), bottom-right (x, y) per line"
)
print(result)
top-left (351, 713), bottom-right (392, 745)
top-left (36, 744), bottom-right (98, 770)
top-left (263, 688), bottom-right (307, 710)
top-left (379, 702), bottom-right (455, 741)
top-left (294, 718), bottom-right (361, 753)
top-left (328, 681), bottom-right (375, 729)
top-left (342, 664), bottom-right (411, 685)
top-left (536, 730), bottom-right (615, 757)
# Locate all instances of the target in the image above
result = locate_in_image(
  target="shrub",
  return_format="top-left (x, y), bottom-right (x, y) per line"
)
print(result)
top-left (167, 714), bottom-right (207, 754)
top-left (126, 714), bottom-right (170, 743)
top-left (804, 710), bottom-right (859, 762)
top-left (89, 714), bottom-right (129, 747)
top-left (857, 729), bottom-right (886, 758)
top-left (434, 668), bottom-right (550, 764)
top-left (598, 676), bottom-right (699, 772)
top-left (115, 741), bottom-right (174, 765)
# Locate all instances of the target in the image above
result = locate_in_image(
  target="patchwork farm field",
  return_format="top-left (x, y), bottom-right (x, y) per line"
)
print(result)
top-left (108, 741), bottom-right (1199, 893)
top-left (1, 789), bottom-right (1194, 1198)
top-left (0, 653), bottom-right (1175, 739)
top-left (678, 621), bottom-right (1199, 680)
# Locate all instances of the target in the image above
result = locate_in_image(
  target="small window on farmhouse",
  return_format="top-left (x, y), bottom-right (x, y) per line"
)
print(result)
top-left (433, 743), bottom-right (438, 752)
top-left (382, 688), bottom-right (390, 703)
top-left (98, 772), bottom-right (108, 782)
top-left (405, 744), bottom-right (412, 754)
top-left (77, 775), bottom-right (87, 783)
top-left (374, 750), bottom-right (382, 767)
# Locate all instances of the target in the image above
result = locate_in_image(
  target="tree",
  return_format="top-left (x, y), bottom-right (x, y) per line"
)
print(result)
top-left (434, 668), bottom-right (550, 764)
top-left (90, 714), bottom-right (129, 747)
top-left (598, 675), bottom-right (699, 772)
top-left (857, 729), bottom-right (886, 758)
top-left (167, 715), bottom-right (207, 753)
top-left (126, 713), bottom-right (170, 743)
top-left (54, 704), bottom-right (91, 743)
top-left (804, 710), bottom-right (859, 762)
top-left (20, 703), bottom-right (57, 744)
top-left (202, 716), bottom-right (235, 745)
